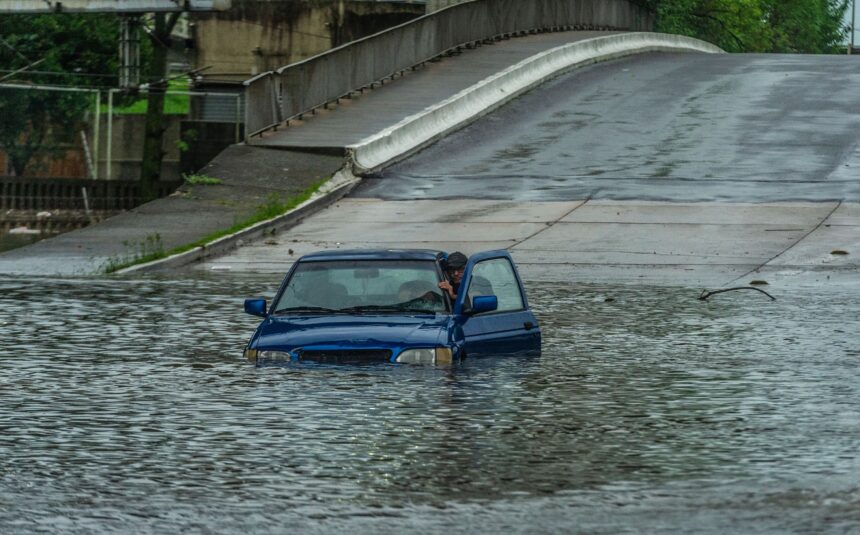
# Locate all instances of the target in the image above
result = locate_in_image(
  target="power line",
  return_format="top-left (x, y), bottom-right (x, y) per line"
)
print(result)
top-left (0, 58), bottom-right (46, 83)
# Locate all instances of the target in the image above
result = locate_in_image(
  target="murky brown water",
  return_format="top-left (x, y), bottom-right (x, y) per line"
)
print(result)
top-left (1, 275), bottom-right (858, 533)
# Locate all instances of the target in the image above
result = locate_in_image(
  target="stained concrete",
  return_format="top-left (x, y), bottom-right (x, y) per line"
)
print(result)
top-left (195, 198), bottom-right (858, 289)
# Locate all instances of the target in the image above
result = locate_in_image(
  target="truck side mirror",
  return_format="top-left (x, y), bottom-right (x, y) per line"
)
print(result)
top-left (469, 295), bottom-right (498, 315)
top-left (244, 298), bottom-right (267, 317)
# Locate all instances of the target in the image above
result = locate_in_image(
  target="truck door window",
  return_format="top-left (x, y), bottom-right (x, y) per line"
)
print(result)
top-left (467, 258), bottom-right (524, 313)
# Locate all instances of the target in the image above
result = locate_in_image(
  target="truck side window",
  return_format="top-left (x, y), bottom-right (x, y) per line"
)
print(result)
top-left (467, 258), bottom-right (525, 312)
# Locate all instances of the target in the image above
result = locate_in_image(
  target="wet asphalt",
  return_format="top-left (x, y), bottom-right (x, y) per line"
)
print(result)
top-left (364, 53), bottom-right (860, 202)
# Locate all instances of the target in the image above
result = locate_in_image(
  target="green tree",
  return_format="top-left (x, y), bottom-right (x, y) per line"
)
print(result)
top-left (140, 12), bottom-right (180, 201)
top-left (635, 0), bottom-right (848, 53)
top-left (762, 0), bottom-right (850, 53)
top-left (0, 14), bottom-right (120, 176)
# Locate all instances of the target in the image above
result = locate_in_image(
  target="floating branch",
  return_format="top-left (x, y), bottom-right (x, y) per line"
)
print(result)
top-left (698, 286), bottom-right (776, 301)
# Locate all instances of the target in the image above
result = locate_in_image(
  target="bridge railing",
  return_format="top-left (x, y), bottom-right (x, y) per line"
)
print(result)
top-left (243, 0), bottom-right (654, 140)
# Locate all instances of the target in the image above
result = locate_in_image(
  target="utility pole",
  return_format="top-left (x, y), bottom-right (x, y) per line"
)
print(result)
top-left (119, 15), bottom-right (142, 89)
top-left (852, 0), bottom-right (856, 55)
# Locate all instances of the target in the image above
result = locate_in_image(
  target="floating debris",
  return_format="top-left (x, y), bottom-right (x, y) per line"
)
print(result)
top-left (699, 286), bottom-right (776, 301)
top-left (8, 226), bottom-right (40, 235)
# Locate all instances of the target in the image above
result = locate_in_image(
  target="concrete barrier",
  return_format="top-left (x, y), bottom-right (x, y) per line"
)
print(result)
top-left (348, 32), bottom-right (724, 174)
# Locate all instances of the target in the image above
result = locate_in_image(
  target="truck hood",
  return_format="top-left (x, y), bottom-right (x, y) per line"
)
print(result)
top-left (254, 314), bottom-right (450, 352)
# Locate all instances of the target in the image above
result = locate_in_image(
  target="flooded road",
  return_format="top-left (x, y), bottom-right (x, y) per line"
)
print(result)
top-left (1, 275), bottom-right (858, 533)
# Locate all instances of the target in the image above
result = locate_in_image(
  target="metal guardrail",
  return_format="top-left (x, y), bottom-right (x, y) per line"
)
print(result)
top-left (243, 0), bottom-right (654, 140)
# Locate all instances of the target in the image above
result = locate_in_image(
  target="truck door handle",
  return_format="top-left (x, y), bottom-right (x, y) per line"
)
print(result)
top-left (524, 322), bottom-right (534, 331)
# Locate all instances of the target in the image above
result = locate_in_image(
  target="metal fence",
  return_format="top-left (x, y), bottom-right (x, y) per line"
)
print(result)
top-left (243, 0), bottom-right (655, 139)
top-left (0, 177), bottom-right (181, 211)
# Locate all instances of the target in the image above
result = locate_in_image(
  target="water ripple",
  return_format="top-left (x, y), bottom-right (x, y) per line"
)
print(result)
top-left (1, 276), bottom-right (858, 533)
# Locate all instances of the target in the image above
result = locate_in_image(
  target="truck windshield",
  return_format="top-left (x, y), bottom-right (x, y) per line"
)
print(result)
top-left (273, 260), bottom-right (447, 314)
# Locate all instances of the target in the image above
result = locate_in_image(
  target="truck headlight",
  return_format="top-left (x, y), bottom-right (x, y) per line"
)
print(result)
top-left (245, 349), bottom-right (292, 362)
top-left (258, 350), bottom-right (292, 361)
top-left (396, 347), bottom-right (453, 365)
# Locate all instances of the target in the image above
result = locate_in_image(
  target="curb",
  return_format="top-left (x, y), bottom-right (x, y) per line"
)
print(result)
top-left (116, 169), bottom-right (361, 274)
top-left (347, 32), bottom-right (723, 174)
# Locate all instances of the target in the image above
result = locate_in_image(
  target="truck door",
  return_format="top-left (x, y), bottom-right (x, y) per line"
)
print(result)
top-left (455, 251), bottom-right (541, 358)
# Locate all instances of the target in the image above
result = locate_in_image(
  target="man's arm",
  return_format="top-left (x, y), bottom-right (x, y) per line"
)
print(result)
top-left (439, 280), bottom-right (456, 301)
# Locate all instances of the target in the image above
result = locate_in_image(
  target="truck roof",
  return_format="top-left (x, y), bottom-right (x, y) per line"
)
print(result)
top-left (299, 249), bottom-right (445, 262)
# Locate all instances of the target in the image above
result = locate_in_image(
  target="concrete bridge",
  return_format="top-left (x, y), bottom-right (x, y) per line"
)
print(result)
top-left (0, 0), bottom-right (857, 289)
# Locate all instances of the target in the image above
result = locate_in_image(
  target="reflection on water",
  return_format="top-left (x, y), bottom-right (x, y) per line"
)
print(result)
top-left (1, 275), bottom-right (858, 533)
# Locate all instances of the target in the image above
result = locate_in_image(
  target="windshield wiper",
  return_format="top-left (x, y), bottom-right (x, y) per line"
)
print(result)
top-left (341, 305), bottom-right (440, 314)
top-left (273, 306), bottom-right (342, 315)
top-left (339, 305), bottom-right (408, 314)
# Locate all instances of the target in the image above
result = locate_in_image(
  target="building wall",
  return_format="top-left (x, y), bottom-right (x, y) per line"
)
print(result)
top-left (191, 0), bottom-right (426, 84)
top-left (98, 115), bottom-right (182, 181)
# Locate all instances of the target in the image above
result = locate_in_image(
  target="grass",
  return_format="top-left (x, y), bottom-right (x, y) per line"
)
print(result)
top-left (103, 79), bottom-right (191, 116)
top-left (103, 179), bottom-right (326, 274)
top-left (183, 173), bottom-right (223, 186)
top-left (102, 233), bottom-right (165, 274)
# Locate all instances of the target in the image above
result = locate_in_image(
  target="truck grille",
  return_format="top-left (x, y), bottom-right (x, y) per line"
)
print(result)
top-left (298, 349), bottom-right (392, 364)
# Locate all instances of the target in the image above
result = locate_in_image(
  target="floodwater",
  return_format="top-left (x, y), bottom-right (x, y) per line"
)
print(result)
top-left (1, 275), bottom-right (858, 533)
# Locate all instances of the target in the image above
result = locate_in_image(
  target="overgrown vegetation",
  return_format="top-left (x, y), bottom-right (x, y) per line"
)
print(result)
top-left (0, 11), bottom-right (175, 193)
top-left (103, 79), bottom-right (191, 116)
top-left (634, 0), bottom-right (849, 53)
top-left (0, 14), bottom-right (138, 176)
top-left (102, 233), bottom-right (165, 274)
top-left (176, 128), bottom-right (198, 153)
top-left (103, 180), bottom-right (326, 274)
top-left (183, 173), bottom-right (223, 186)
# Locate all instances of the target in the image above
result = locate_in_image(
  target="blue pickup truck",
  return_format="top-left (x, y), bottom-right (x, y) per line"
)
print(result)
top-left (243, 249), bottom-right (540, 365)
